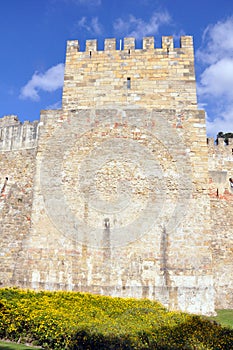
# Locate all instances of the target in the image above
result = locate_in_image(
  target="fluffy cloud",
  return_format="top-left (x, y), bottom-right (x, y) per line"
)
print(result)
top-left (46, 100), bottom-right (62, 110)
top-left (76, 16), bottom-right (103, 35)
top-left (197, 17), bottom-right (233, 136)
top-left (197, 17), bottom-right (233, 64)
top-left (113, 11), bottom-right (171, 39)
top-left (198, 58), bottom-right (233, 98)
top-left (20, 63), bottom-right (64, 101)
top-left (207, 104), bottom-right (233, 136)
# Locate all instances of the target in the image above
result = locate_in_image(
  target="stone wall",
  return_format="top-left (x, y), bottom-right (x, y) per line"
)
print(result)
top-left (62, 36), bottom-right (197, 111)
top-left (10, 107), bottom-right (215, 315)
top-left (0, 116), bottom-right (38, 286)
top-left (208, 138), bottom-right (233, 308)
top-left (0, 35), bottom-right (232, 315)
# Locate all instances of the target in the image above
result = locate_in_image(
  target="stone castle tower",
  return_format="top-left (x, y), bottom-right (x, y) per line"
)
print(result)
top-left (0, 36), bottom-right (232, 315)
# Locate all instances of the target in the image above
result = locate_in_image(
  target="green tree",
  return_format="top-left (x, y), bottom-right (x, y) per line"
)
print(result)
top-left (217, 132), bottom-right (233, 143)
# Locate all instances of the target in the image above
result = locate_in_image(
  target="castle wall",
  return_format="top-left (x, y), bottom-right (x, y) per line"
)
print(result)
top-left (1, 35), bottom-right (232, 315)
top-left (62, 36), bottom-right (197, 111)
top-left (0, 116), bottom-right (38, 286)
top-left (10, 107), bottom-right (215, 315)
top-left (208, 138), bottom-right (233, 308)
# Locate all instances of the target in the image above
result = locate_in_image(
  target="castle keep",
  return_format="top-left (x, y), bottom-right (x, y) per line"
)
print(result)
top-left (0, 36), bottom-right (232, 315)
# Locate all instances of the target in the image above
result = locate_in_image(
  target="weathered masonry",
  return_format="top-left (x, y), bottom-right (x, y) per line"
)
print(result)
top-left (0, 36), bottom-right (232, 315)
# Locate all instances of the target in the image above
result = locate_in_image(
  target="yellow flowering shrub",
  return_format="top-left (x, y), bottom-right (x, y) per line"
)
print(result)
top-left (0, 288), bottom-right (232, 349)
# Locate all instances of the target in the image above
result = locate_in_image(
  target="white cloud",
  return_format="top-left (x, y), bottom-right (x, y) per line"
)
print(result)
top-left (113, 11), bottom-right (171, 39)
top-left (197, 17), bottom-right (233, 64)
top-left (20, 63), bottom-right (64, 101)
top-left (207, 104), bottom-right (233, 136)
top-left (46, 100), bottom-right (62, 110)
top-left (197, 17), bottom-right (233, 136)
top-left (198, 58), bottom-right (233, 98)
top-left (77, 16), bottom-right (103, 35)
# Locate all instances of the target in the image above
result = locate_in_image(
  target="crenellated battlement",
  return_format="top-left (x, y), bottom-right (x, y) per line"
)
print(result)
top-left (0, 115), bottom-right (39, 151)
top-left (207, 137), bottom-right (233, 146)
top-left (66, 36), bottom-right (193, 53)
top-left (63, 35), bottom-right (196, 111)
top-left (0, 115), bottom-right (20, 127)
top-left (207, 137), bottom-right (233, 157)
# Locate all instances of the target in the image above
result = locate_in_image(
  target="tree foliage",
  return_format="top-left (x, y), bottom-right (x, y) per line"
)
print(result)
top-left (217, 132), bottom-right (233, 142)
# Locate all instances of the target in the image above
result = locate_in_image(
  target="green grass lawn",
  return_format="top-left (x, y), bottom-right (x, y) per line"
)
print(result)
top-left (0, 341), bottom-right (40, 350)
top-left (211, 309), bottom-right (233, 328)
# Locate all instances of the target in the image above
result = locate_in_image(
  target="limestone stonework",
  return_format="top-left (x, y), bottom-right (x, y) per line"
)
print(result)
top-left (0, 36), bottom-right (232, 315)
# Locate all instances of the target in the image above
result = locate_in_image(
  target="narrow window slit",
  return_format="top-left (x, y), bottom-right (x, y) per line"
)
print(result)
top-left (229, 178), bottom-right (233, 189)
top-left (127, 77), bottom-right (131, 89)
top-left (1, 177), bottom-right (8, 194)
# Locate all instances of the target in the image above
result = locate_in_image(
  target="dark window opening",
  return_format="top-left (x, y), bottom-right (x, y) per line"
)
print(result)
top-left (1, 177), bottom-right (8, 194)
top-left (229, 178), bottom-right (233, 189)
top-left (127, 77), bottom-right (131, 89)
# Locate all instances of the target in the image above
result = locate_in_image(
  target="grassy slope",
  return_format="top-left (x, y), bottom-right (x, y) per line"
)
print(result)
top-left (0, 341), bottom-right (39, 350)
top-left (212, 309), bottom-right (233, 328)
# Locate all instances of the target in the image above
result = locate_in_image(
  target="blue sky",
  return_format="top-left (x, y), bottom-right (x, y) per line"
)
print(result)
top-left (0, 0), bottom-right (232, 136)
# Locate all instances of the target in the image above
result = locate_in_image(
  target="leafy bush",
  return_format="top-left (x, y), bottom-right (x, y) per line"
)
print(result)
top-left (0, 288), bottom-right (233, 349)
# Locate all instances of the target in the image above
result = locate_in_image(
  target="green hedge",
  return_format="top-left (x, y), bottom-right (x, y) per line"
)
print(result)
top-left (0, 288), bottom-right (233, 349)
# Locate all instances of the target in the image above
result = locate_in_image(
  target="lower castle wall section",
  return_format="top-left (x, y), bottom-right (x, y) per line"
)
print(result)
top-left (0, 115), bottom-right (39, 287)
top-left (0, 148), bottom-right (37, 286)
top-left (11, 108), bottom-right (215, 315)
top-left (210, 198), bottom-right (233, 308)
top-left (208, 141), bottom-right (233, 308)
